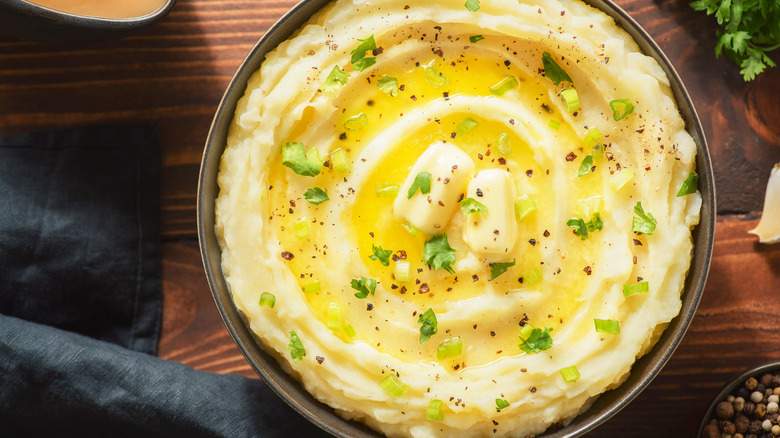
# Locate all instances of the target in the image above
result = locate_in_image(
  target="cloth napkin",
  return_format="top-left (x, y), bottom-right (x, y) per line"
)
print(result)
top-left (0, 125), bottom-right (327, 437)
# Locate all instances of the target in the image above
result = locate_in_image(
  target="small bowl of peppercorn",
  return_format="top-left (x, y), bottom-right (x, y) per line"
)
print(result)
top-left (699, 362), bottom-right (780, 438)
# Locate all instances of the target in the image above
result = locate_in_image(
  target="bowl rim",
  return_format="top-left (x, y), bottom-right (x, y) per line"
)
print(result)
top-left (3, 0), bottom-right (177, 26)
top-left (197, 0), bottom-right (716, 436)
top-left (697, 362), bottom-right (780, 437)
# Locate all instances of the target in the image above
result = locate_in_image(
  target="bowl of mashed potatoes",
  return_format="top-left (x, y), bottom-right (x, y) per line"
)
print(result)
top-left (198, 0), bottom-right (715, 436)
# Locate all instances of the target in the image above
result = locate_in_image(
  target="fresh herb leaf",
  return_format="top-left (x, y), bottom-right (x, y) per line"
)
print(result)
top-left (281, 142), bottom-right (324, 177)
top-left (407, 171), bottom-right (432, 199)
top-left (469, 34), bottom-right (485, 43)
top-left (350, 35), bottom-right (376, 63)
top-left (577, 154), bottom-right (594, 177)
top-left (542, 51), bottom-right (573, 85)
top-left (460, 197), bottom-right (488, 215)
top-left (490, 259), bottom-right (516, 280)
top-left (351, 276), bottom-right (377, 299)
top-left (352, 57), bottom-right (376, 72)
top-left (321, 65), bottom-right (349, 93)
top-left (676, 172), bottom-right (699, 197)
top-left (423, 234), bottom-right (456, 274)
top-left (417, 308), bottom-right (438, 344)
top-left (567, 213), bottom-right (602, 240)
top-left (369, 244), bottom-right (392, 266)
top-left (303, 187), bottom-right (329, 205)
top-left (519, 327), bottom-right (553, 354)
top-left (377, 75), bottom-right (399, 96)
top-left (288, 331), bottom-right (306, 363)
top-left (632, 201), bottom-right (657, 235)
top-left (465, 0), bottom-right (480, 11)
top-left (495, 399), bottom-right (510, 411)
top-left (691, 0), bottom-right (780, 81)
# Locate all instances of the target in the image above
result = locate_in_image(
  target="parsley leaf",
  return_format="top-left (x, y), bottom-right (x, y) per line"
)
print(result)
top-left (469, 35), bottom-right (485, 43)
top-left (407, 171), bottom-right (432, 199)
top-left (577, 154), bottom-right (594, 177)
top-left (352, 57), bottom-right (376, 72)
top-left (567, 213), bottom-right (603, 240)
top-left (490, 259), bottom-right (516, 280)
top-left (350, 35), bottom-right (376, 64)
top-left (281, 142), bottom-right (324, 177)
top-left (350, 276), bottom-right (377, 299)
top-left (460, 197), bottom-right (488, 215)
top-left (542, 51), bottom-right (573, 85)
top-left (632, 202), bottom-right (657, 235)
top-left (676, 172), bottom-right (699, 197)
top-left (377, 75), bottom-right (399, 96)
top-left (369, 244), bottom-right (392, 266)
top-left (691, 0), bottom-right (780, 81)
top-left (321, 65), bottom-right (350, 93)
top-left (303, 187), bottom-right (329, 205)
top-left (417, 308), bottom-right (438, 344)
top-left (519, 327), bottom-right (553, 354)
top-left (423, 234), bottom-right (456, 274)
top-left (288, 331), bottom-right (306, 363)
top-left (495, 399), bottom-right (510, 411)
top-left (465, 0), bottom-right (480, 11)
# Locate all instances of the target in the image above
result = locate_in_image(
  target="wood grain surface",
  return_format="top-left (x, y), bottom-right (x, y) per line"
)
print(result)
top-left (1, 0), bottom-right (779, 436)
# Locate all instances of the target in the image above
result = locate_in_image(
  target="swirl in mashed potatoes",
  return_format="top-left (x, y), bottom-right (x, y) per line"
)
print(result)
top-left (215, 0), bottom-right (702, 436)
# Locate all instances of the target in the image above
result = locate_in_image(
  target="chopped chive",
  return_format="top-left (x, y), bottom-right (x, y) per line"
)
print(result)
top-left (402, 222), bottom-right (420, 237)
top-left (609, 99), bottom-right (634, 121)
top-left (592, 143), bottom-right (605, 162)
top-left (497, 133), bottom-right (512, 155)
top-left (455, 117), bottom-right (479, 136)
top-left (303, 280), bottom-right (321, 294)
top-left (380, 374), bottom-right (409, 397)
top-left (676, 172), bottom-right (699, 197)
top-left (425, 66), bottom-right (448, 87)
top-left (623, 281), bottom-right (649, 297)
top-left (521, 267), bottom-right (542, 285)
top-left (469, 34), bottom-right (484, 43)
top-left (330, 148), bottom-right (351, 173)
top-left (560, 365), bottom-right (580, 382)
top-left (259, 292), bottom-right (276, 308)
top-left (608, 169), bottom-right (634, 191)
top-left (427, 399), bottom-right (444, 421)
top-left (344, 324), bottom-right (356, 337)
top-left (548, 119), bottom-right (561, 129)
top-left (515, 195), bottom-right (537, 220)
top-left (344, 112), bottom-right (368, 131)
top-left (594, 318), bottom-right (620, 334)
top-left (375, 183), bottom-right (399, 197)
top-left (436, 337), bottom-right (463, 360)
top-left (495, 398), bottom-right (510, 411)
top-left (460, 197), bottom-right (488, 215)
top-left (632, 202), bottom-right (657, 235)
top-left (560, 88), bottom-right (580, 113)
top-left (407, 171), bottom-right (432, 199)
top-left (489, 75), bottom-right (518, 96)
top-left (542, 51), bottom-right (573, 85)
top-left (583, 128), bottom-right (601, 147)
top-left (295, 218), bottom-right (310, 239)
top-left (394, 260), bottom-right (411, 283)
top-left (327, 303), bottom-right (343, 330)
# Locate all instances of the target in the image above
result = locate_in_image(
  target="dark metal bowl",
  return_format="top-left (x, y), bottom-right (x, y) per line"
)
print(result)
top-left (198, 0), bottom-right (716, 436)
top-left (0, 0), bottom-right (176, 44)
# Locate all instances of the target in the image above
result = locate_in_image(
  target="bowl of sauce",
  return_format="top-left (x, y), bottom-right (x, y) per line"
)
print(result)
top-left (0, 0), bottom-right (176, 44)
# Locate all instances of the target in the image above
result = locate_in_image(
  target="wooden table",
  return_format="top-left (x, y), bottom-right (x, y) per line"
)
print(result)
top-left (1, 0), bottom-right (778, 436)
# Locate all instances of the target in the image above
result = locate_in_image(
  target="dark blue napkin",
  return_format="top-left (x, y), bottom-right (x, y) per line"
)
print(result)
top-left (0, 125), bottom-right (328, 437)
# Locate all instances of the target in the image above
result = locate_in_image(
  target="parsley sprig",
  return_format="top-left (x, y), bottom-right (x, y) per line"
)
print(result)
top-left (417, 308), bottom-right (438, 344)
top-left (519, 326), bottom-right (553, 354)
top-left (691, 0), bottom-right (779, 81)
top-left (423, 234), bottom-right (456, 274)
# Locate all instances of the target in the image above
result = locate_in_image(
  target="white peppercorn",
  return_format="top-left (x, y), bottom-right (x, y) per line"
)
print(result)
top-left (770, 395), bottom-right (779, 404)
top-left (768, 401), bottom-right (779, 413)
top-left (752, 391), bottom-right (765, 403)
top-left (763, 419), bottom-right (773, 432)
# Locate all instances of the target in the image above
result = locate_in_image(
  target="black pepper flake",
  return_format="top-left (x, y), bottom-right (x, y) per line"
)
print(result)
top-left (633, 239), bottom-right (642, 246)
top-left (584, 266), bottom-right (592, 275)
top-left (369, 232), bottom-right (375, 238)
top-left (367, 303), bottom-right (374, 311)
top-left (490, 331), bottom-right (496, 336)
top-left (451, 132), bottom-right (456, 139)
top-left (566, 152), bottom-right (577, 162)
top-left (316, 356), bottom-right (325, 364)
top-left (411, 95), bottom-right (417, 101)
top-left (438, 200), bottom-right (445, 206)
top-left (288, 208), bottom-right (294, 214)
top-left (529, 239), bottom-right (536, 246)
top-left (504, 60), bottom-right (511, 66)
top-left (400, 286), bottom-right (407, 294)
top-left (477, 153), bottom-right (484, 160)
top-left (372, 47), bottom-right (383, 56)
top-left (633, 256), bottom-right (638, 264)
top-left (543, 230), bottom-right (550, 237)
top-left (339, 132), bottom-right (347, 140)
top-left (281, 251), bottom-right (294, 260)
top-left (472, 274), bottom-right (479, 282)
top-left (530, 386), bottom-right (537, 393)
top-left (498, 157), bottom-right (506, 165)
top-left (476, 188), bottom-right (484, 197)
top-left (525, 169), bottom-right (533, 177)
top-left (419, 283), bottom-right (430, 293)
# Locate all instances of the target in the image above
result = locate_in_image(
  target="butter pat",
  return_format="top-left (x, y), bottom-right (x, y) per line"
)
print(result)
top-left (393, 142), bottom-right (475, 234)
top-left (463, 169), bottom-right (517, 254)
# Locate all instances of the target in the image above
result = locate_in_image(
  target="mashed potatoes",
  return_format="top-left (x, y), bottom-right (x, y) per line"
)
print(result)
top-left (215, 0), bottom-right (702, 436)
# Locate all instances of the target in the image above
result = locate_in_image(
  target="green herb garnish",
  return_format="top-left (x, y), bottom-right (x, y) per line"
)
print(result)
top-left (344, 112), bottom-right (368, 131)
top-left (460, 197), bottom-right (488, 215)
top-left (465, 0), bottom-right (480, 12)
top-left (352, 57), bottom-right (376, 71)
top-left (632, 202), bottom-right (657, 235)
top-left (303, 187), bottom-right (329, 205)
top-left (425, 66), bottom-right (448, 87)
top-left (351, 276), bottom-right (377, 299)
top-left (676, 172), bottom-right (699, 197)
top-left (288, 331), bottom-right (306, 363)
top-left (469, 34), bottom-right (485, 43)
top-left (495, 399), bottom-right (510, 411)
top-left (417, 308), bottom-right (438, 344)
top-left (594, 318), bottom-right (620, 334)
top-left (542, 51), bottom-right (573, 85)
top-left (519, 326), bottom-right (553, 354)
top-left (490, 259), bottom-right (516, 280)
top-left (567, 213), bottom-right (603, 239)
top-left (380, 374), bottom-right (409, 397)
top-left (423, 234), bottom-right (456, 274)
top-left (609, 99), bottom-right (634, 120)
top-left (560, 365), bottom-right (580, 382)
top-left (455, 117), bottom-right (478, 136)
top-left (377, 75), bottom-right (399, 96)
top-left (321, 65), bottom-right (349, 93)
top-left (369, 244), bottom-right (392, 266)
top-left (259, 292), bottom-right (276, 308)
top-left (577, 154), bottom-right (594, 177)
top-left (407, 171), bottom-right (432, 199)
top-left (427, 399), bottom-right (444, 420)
top-left (623, 281), bottom-right (649, 297)
top-left (350, 35), bottom-right (376, 64)
top-left (281, 142), bottom-right (324, 177)
top-left (436, 337), bottom-right (463, 360)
